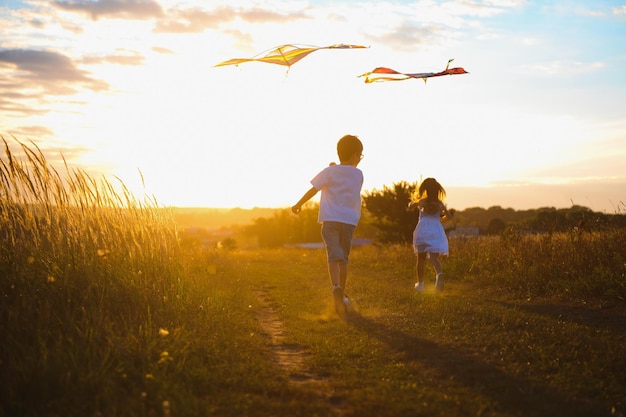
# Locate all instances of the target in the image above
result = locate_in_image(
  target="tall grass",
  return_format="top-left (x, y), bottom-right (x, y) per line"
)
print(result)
top-left (348, 225), bottom-right (625, 303)
top-left (447, 228), bottom-right (626, 301)
top-left (360, 230), bottom-right (626, 302)
top-left (1, 138), bottom-right (302, 417)
top-left (0, 137), bottom-right (185, 416)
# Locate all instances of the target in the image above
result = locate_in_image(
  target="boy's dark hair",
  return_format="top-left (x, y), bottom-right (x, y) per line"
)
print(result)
top-left (337, 134), bottom-right (363, 163)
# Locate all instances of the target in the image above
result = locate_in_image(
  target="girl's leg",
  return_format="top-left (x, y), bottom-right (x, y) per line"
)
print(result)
top-left (429, 253), bottom-right (442, 275)
top-left (415, 252), bottom-right (428, 291)
top-left (429, 253), bottom-right (445, 292)
top-left (416, 252), bottom-right (428, 282)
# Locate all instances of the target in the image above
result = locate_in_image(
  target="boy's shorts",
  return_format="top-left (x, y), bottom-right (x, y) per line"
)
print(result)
top-left (321, 221), bottom-right (356, 264)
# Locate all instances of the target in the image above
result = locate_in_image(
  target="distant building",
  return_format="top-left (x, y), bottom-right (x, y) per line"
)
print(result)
top-left (449, 226), bottom-right (479, 238)
top-left (179, 227), bottom-right (234, 249)
top-left (285, 237), bottom-right (372, 249)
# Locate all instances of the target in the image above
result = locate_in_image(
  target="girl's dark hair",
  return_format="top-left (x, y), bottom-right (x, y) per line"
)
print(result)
top-left (418, 177), bottom-right (446, 201)
top-left (337, 135), bottom-right (363, 162)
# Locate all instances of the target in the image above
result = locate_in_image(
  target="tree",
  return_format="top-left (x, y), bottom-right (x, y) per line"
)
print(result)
top-left (486, 218), bottom-right (506, 235)
top-left (243, 205), bottom-right (321, 248)
top-left (362, 180), bottom-right (419, 243)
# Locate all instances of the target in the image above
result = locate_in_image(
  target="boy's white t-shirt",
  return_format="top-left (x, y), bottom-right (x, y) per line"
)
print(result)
top-left (310, 164), bottom-right (363, 226)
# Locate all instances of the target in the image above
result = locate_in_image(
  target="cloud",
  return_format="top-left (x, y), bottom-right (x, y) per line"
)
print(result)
top-left (0, 49), bottom-right (108, 90)
top-left (153, 6), bottom-right (236, 33)
top-left (4, 125), bottom-right (55, 139)
top-left (351, 0), bottom-right (525, 52)
top-left (0, 49), bottom-right (108, 115)
top-left (53, 0), bottom-right (164, 21)
top-left (237, 6), bottom-right (309, 23)
top-left (151, 46), bottom-right (174, 54)
top-left (613, 6), bottom-right (626, 16)
top-left (27, 18), bottom-right (46, 29)
top-left (365, 22), bottom-right (444, 52)
top-left (0, 94), bottom-right (48, 117)
top-left (222, 29), bottom-right (255, 51)
top-left (519, 60), bottom-right (605, 77)
top-left (82, 49), bottom-right (145, 65)
top-left (0, 136), bottom-right (95, 172)
top-left (153, 5), bottom-right (309, 34)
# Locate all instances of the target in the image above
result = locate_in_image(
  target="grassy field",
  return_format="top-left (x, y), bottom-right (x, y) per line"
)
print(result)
top-left (1, 139), bottom-right (625, 416)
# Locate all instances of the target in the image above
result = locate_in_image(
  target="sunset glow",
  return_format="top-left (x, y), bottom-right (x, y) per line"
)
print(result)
top-left (1, 0), bottom-right (624, 212)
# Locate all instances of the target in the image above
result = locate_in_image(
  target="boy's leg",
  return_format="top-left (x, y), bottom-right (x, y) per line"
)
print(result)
top-left (337, 223), bottom-right (354, 292)
top-left (327, 261), bottom-right (342, 287)
top-left (321, 222), bottom-right (354, 316)
top-left (339, 262), bottom-right (348, 289)
top-left (322, 222), bottom-right (354, 289)
top-left (322, 222), bottom-right (340, 286)
top-left (328, 260), bottom-right (347, 316)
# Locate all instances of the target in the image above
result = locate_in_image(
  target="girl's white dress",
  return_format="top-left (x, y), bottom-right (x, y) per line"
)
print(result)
top-left (412, 201), bottom-right (449, 255)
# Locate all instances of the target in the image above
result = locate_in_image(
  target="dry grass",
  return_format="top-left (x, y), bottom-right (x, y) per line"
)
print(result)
top-left (1, 137), bottom-right (624, 416)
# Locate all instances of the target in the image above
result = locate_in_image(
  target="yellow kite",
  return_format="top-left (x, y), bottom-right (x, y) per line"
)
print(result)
top-left (215, 44), bottom-right (368, 71)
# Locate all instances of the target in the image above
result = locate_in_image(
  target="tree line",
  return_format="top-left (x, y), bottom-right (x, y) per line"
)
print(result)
top-left (242, 181), bottom-right (626, 248)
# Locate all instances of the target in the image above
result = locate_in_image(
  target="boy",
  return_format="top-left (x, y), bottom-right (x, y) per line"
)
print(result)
top-left (292, 134), bottom-right (364, 317)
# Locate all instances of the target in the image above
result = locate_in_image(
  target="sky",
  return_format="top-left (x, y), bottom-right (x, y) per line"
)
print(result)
top-left (1, 0), bottom-right (625, 213)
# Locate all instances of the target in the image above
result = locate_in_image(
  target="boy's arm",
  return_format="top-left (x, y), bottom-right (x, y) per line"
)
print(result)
top-left (292, 186), bottom-right (318, 214)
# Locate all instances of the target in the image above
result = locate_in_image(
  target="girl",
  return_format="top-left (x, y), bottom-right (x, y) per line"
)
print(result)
top-left (409, 178), bottom-right (453, 292)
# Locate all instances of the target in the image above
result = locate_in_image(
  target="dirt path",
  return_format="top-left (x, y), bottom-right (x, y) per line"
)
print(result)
top-left (255, 290), bottom-right (326, 384)
top-left (254, 290), bottom-right (348, 414)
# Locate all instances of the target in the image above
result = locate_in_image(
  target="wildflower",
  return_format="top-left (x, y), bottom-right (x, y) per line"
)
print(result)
top-left (158, 351), bottom-right (172, 364)
top-left (145, 373), bottom-right (153, 380)
top-left (159, 328), bottom-right (169, 337)
top-left (47, 275), bottom-right (55, 283)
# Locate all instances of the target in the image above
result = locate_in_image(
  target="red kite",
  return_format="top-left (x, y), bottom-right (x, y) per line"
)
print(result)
top-left (215, 44), bottom-right (368, 72)
top-left (359, 59), bottom-right (468, 83)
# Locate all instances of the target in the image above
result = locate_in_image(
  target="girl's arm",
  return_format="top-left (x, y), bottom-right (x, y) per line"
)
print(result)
top-left (439, 202), bottom-right (453, 223)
